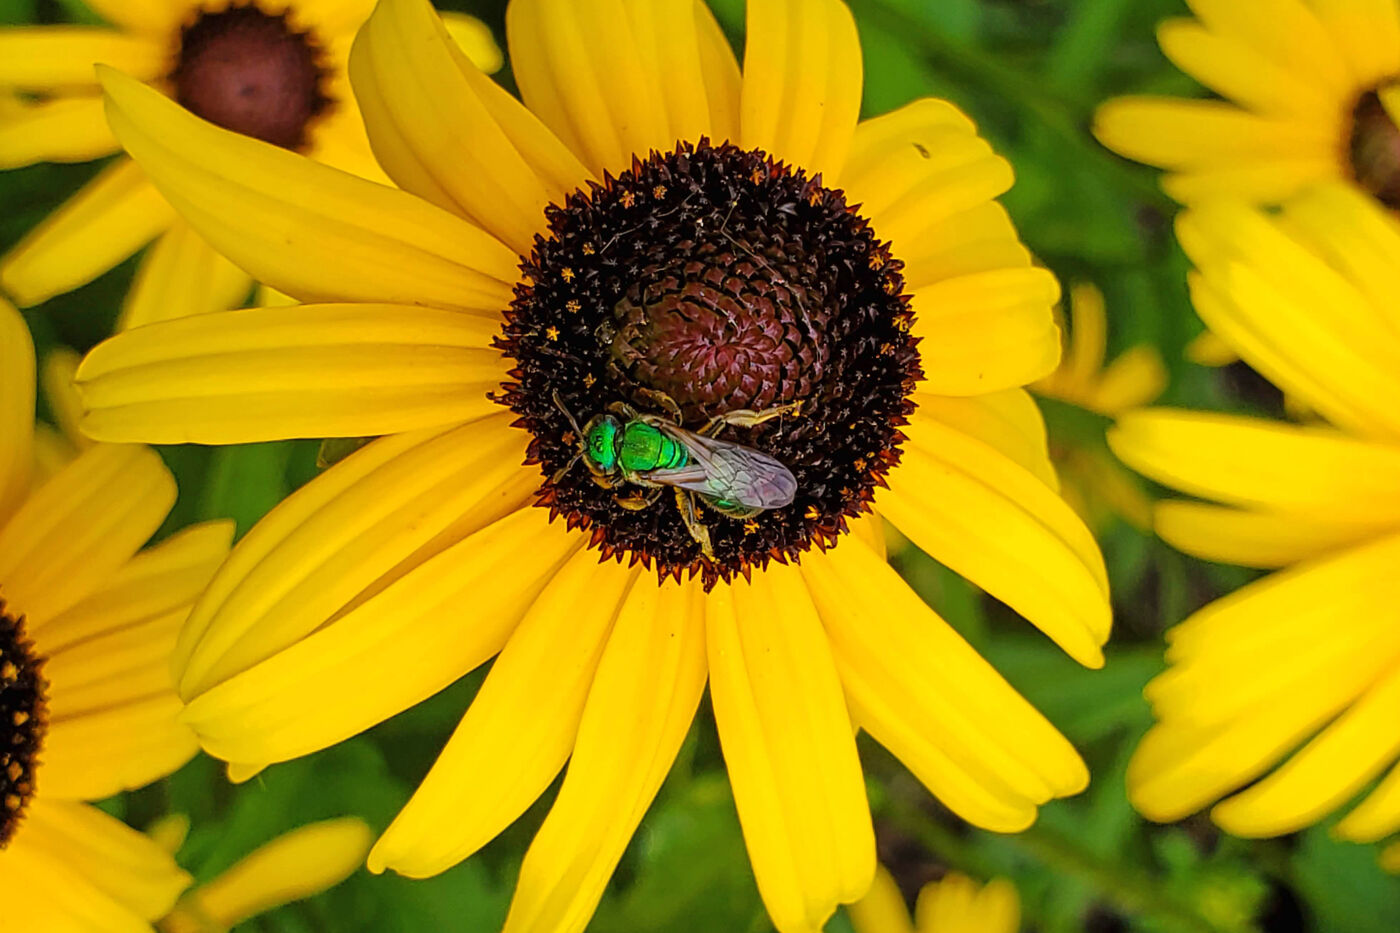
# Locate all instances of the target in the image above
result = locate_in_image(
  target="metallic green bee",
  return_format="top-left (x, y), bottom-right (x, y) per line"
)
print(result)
top-left (552, 390), bottom-right (801, 559)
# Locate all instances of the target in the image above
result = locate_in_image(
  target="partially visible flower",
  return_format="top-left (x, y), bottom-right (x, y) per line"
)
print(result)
top-left (1095, 0), bottom-right (1400, 207)
top-left (1033, 282), bottom-right (1166, 531)
top-left (0, 0), bottom-right (500, 326)
top-left (72, 0), bottom-right (1112, 930)
top-left (1110, 183), bottom-right (1400, 864)
top-left (157, 816), bottom-right (372, 933)
top-left (848, 865), bottom-right (1019, 933)
top-left (0, 298), bottom-right (233, 929)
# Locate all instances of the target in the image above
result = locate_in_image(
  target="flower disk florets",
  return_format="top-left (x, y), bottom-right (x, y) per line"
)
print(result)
top-left (172, 3), bottom-right (331, 151)
top-left (1350, 83), bottom-right (1400, 208)
top-left (497, 140), bottom-right (921, 587)
top-left (0, 600), bottom-right (46, 848)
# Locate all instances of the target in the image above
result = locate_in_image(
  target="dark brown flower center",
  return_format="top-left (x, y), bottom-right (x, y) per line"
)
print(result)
top-left (1349, 83), bottom-right (1400, 208)
top-left (0, 598), bottom-right (46, 848)
top-left (172, 4), bottom-right (331, 151)
top-left (497, 141), bottom-right (920, 587)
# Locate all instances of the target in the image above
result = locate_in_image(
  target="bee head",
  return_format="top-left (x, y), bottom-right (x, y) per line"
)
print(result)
top-left (582, 414), bottom-right (623, 477)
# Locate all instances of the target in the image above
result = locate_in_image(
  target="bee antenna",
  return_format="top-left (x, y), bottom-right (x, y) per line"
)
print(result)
top-left (552, 450), bottom-right (582, 484)
top-left (552, 389), bottom-right (586, 439)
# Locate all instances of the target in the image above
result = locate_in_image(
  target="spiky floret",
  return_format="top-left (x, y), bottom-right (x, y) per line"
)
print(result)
top-left (497, 140), bottom-right (921, 587)
top-left (0, 600), bottom-right (46, 848)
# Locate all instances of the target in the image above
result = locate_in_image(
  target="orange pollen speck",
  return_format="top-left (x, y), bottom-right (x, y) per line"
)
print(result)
top-left (581, 242), bottom-right (596, 256)
top-left (620, 190), bottom-right (637, 208)
top-left (560, 267), bottom-right (575, 282)
top-left (546, 326), bottom-right (560, 340)
top-left (566, 299), bottom-right (581, 314)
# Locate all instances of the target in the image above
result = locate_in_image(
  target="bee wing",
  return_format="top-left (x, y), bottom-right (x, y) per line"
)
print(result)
top-left (650, 425), bottom-right (797, 509)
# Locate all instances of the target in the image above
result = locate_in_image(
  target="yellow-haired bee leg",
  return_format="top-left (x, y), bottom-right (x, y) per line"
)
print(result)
top-left (700, 399), bottom-right (803, 437)
top-left (675, 489), bottom-right (715, 560)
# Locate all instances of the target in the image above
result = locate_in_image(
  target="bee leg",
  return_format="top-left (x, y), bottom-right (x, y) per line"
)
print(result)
top-left (699, 399), bottom-right (804, 437)
top-left (614, 483), bottom-right (664, 511)
top-left (551, 450), bottom-right (583, 485)
top-left (675, 489), bottom-right (715, 560)
top-left (632, 387), bottom-right (685, 423)
top-left (606, 400), bottom-right (644, 422)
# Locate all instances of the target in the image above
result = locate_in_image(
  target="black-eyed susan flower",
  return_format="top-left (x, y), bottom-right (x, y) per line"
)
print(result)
top-left (1033, 282), bottom-right (1166, 532)
top-left (0, 0), bottom-right (499, 327)
top-left (75, 0), bottom-right (1112, 928)
top-left (1109, 183), bottom-right (1400, 863)
top-left (154, 815), bottom-right (372, 933)
top-left (1095, 0), bottom-right (1400, 206)
top-left (0, 298), bottom-right (233, 929)
top-left (848, 866), bottom-right (1020, 933)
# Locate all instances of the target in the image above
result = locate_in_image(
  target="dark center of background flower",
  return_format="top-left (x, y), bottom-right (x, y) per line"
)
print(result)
top-left (172, 4), bottom-right (331, 151)
top-left (0, 599), bottom-right (46, 848)
top-left (1349, 84), bottom-right (1400, 208)
top-left (497, 141), bottom-right (921, 588)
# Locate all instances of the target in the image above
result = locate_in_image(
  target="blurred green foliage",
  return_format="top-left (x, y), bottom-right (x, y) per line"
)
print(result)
top-left (3, 0), bottom-right (1398, 931)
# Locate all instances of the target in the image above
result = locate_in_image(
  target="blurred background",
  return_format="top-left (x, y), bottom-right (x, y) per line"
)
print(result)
top-left (2, 0), bottom-right (1396, 930)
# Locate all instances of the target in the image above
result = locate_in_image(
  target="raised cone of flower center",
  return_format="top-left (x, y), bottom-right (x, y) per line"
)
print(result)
top-left (0, 600), bottom-right (46, 848)
top-left (1349, 82), bottom-right (1400, 208)
top-left (172, 4), bottom-right (331, 151)
top-left (499, 141), bottom-right (919, 586)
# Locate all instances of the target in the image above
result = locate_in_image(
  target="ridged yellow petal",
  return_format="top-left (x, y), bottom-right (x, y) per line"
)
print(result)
top-left (98, 68), bottom-right (519, 311)
top-left (370, 550), bottom-right (634, 877)
top-left (1312, 0), bottom-right (1400, 86)
top-left (0, 97), bottom-right (117, 169)
top-left (118, 221), bottom-right (253, 331)
top-left (175, 819), bottom-right (371, 931)
top-left (0, 443), bottom-right (173, 626)
top-left (911, 268), bottom-right (1062, 396)
top-left (1184, 0), bottom-right (1351, 93)
top-left (0, 299), bottom-right (34, 525)
top-left (846, 865), bottom-right (914, 933)
top-left (176, 415), bottom-right (535, 698)
top-left (77, 304), bottom-right (507, 444)
top-left (709, 564), bottom-right (873, 933)
top-left (1155, 18), bottom-right (1335, 118)
top-left (913, 874), bottom-right (1020, 933)
top-left (1154, 500), bottom-right (1387, 569)
top-left (501, 579), bottom-right (706, 933)
top-left (740, 0), bottom-right (861, 182)
top-left (1336, 759), bottom-right (1400, 842)
top-left (183, 508), bottom-right (576, 770)
top-left (0, 158), bottom-right (174, 308)
top-left (41, 692), bottom-right (196, 800)
top-left (805, 542), bottom-right (1087, 831)
top-left (1110, 410), bottom-right (1400, 522)
top-left (913, 389), bottom-right (1057, 491)
top-left (0, 28), bottom-right (164, 91)
top-left (880, 409), bottom-right (1109, 667)
top-left (350, 0), bottom-right (590, 255)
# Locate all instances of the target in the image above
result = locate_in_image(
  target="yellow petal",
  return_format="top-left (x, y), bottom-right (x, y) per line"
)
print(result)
top-left (841, 99), bottom-right (1021, 283)
top-left (507, 0), bottom-right (733, 177)
top-left (40, 692), bottom-right (197, 800)
top-left (1336, 759), bottom-right (1400, 842)
top-left (176, 415), bottom-right (534, 698)
top-left (1177, 197), bottom-right (1400, 440)
top-left (1130, 532), bottom-right (1400, 821)
top-left (1184, 329), bottom-right (1238, 367)
top-left (1211, 663), bottom-right (1400, 836)
top-left (183, 507), bottom-right (576, 768)
top-left (370, 550), bottom-right (635, 877)
top-left (0, 97), bottom-right (117, 169)
top-left (1088, 346), bottom-right (1168, 414)
top-left (709, 565), bottom-right (873, 933)
top-left (805, 541), bottom-right (1088, 832)
top-left (1162, 157), bottom-right (1337, 204)
top-left (41, 347), bottom-right (87, 452)
top-left (912, 389), bottom-right (1057, 491)
top-left (0, 158), bottom-right (174, 308)
top-left (1312, 0), bottom-right (1400, 87)
top-left (118, 221), bottom-right (253, 330)
top-left (1110, 409), bottom-right (1400, 523)
top-left (440, 12), bottom-right (504, 73)
top-left (77, 0), bottom-right (190, 37)
top-left (77, 304), bottom-right (507, 444)
top-left (1093, 97), bottom-right (1333, 170)
top-left (879, 409), bottom-right (1110, 667)
top-left (1154, 500), bottom-right (1388, 568)
top-left (0, 443), bottom-right (173, 626)
top-left (1184, 0), bottom-right (1352, 93)
top-left (0, 28), bottom-right (164, 91)
top-left (846, 865), bottom-right (914, 933)
top-left (350, 0), bottom-right (591, 255)
top-left (0, 298), bottom-right (34, 525)
top-left (37, 521), bottom-right (232, 653)
top-left (912, 268), bottom-right (1062, 396)
top-left (0, 849), bottom-right (152, 933)
top-left (1383, 841), bottom-right (1400, 873)
top-left (98, 68), bottom-right (519, 311)
top-left (1155, 18), bottom-right (1336, 118)
top-left (741, 0), bottom-right (861, 182)
top-left (914, 874), bottom-right (1020, 933)
top-left (174, 819), bottom-right (371, 931)
top-left (12, 799), bottom-right (190, 922)
top-left (501, 579), bottom-right (707, 933)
